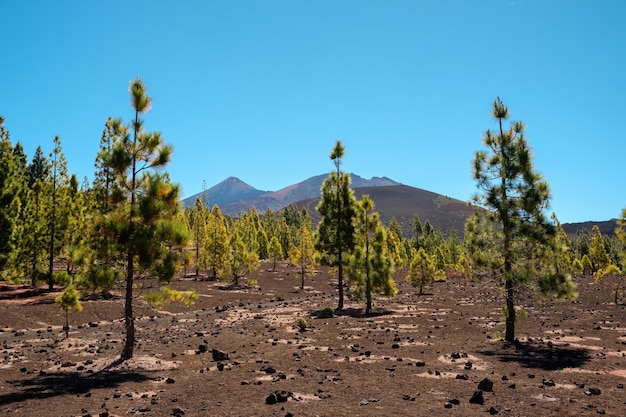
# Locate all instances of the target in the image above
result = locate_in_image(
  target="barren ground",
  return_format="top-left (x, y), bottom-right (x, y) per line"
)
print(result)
top-left (1, 263), bottom-right (625, 417)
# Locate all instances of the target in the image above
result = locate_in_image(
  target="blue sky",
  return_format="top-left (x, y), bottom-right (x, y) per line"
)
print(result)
top-left (1, 0), bottom-right (624, 224)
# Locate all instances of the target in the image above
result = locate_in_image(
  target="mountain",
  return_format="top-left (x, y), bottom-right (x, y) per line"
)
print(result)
top-left (182, 174), bottom-right (611, 239)
top-left (295, 184), bottom-right (473, 237)
top-left (183, 174), bottom-right (399, 215)
top-left (181, 176), bottom-right (269, 208)
top-left (561, 219), bottom-right (618, 237)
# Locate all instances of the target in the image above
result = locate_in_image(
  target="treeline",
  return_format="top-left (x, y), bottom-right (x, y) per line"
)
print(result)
top-left (1, 84), bottom-right (625, 359)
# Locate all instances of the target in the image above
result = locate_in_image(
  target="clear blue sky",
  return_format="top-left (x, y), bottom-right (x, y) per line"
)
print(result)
top-left (1, 0), bottom-right (624, 224)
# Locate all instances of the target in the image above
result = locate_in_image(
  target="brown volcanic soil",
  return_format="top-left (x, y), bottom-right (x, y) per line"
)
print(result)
top-left (1, 264), bottom-right (625, 417)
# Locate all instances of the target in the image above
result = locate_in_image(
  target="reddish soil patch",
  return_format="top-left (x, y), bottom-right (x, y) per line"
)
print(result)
top-left (1, 264), bottom-right (625, 416)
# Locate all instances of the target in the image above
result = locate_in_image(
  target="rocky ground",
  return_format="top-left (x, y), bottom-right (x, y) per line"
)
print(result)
top-left (1, 263), bottom-right (625, 417)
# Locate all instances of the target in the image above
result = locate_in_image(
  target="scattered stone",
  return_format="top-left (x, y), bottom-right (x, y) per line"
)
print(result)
top-left (456, 374), bottom-right (469, 380)
top-left (171, 406), bottom-right (185, 416)
top-left (543, 379), bottom-right (556, 387)
top-left (585, 388), bottom-right (601, 396)
top-left (469, 390), bottom-right (484, 405)
top-left (261, 365), bottom-right (277, 374)
top-left (478, 378), bottom-right (494, 392)
top-left (266, 390), bottom-right (291, 404)
top-left (489, 406), bottom-right (499, 415)
top-left (212, 349), bottom-right (229, 361)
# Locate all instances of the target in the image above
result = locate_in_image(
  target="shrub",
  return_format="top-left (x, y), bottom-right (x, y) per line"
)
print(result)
top-left (295, 316), bottom-right (309, 332)
top-left (318, 307), bottom-right (335, 319)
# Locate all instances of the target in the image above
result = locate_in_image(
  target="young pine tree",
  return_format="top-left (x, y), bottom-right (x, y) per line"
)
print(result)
top-left (471, 97), bottom-right (577, 343)
top-left (406, 247), bottom-right (435, 295)
top-left (315, 141), bottom-right (357, 310)
top-left (347, 195), bottom-right (396, 314)
top-left (100, 78), bottom-right (188, 360)
top-left (268, 235), bottom-right (283, 271)
top-left (288, 225), bottom-right (317, 290)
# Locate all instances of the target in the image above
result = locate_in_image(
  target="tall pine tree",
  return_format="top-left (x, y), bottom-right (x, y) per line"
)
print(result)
top-left (470, 97), bottom-right (576, 342)
top-left (100, 78), bottom-right (188, 360)
top-left (316, 141), bottom-right (357, 311)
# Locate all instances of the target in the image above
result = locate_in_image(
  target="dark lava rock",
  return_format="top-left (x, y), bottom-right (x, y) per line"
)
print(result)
top-left (265, 390), bottom-right (291, 404)
top-left (478, 378), bottom-right (494, 392)
top-left (171, 406), bottom-right (185, 416)
top-left (489, 406), bottom-right (499, 415)
top-left (212, 349), bottom-right (229, 361)
top-left (261, 365), bottom-right (277, 374)
top-left (469, 390), bottom-right (484, 405)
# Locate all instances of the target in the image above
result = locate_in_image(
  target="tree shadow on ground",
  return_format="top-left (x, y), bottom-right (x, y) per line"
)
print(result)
top-left (0, 368), bottom-right (152, 406)
top-left (333, 307), bottom-right (394, 318)
top-left (478, 340), bottom-right (592, 371)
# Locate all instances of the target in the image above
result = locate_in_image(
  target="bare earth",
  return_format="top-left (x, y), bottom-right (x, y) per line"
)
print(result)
top-left (1, 263), bottom-right (625, 417)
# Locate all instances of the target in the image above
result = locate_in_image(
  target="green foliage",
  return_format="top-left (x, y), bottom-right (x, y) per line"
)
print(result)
top-left (55, 284), bottom-right (83, 312)
top-left (318, 307), bottom-right (335, 319)
top-left (470, 97), bottom-right (571, 342)
top-left (142, 285), bottom-right (198, 309)
top-left (295, 316), bottom-right (309, 332)
top-left (594, 264), bottom-right (624, 304)
top-left (347, 195), bottom-right (396, 314)
top-left (433, 269), bottom-right (447, 282)
top-left (288, 225), bottom-right (317, 290)
top-left (581, 254), bottom-right (593, 275)
top-left (589, 225), bottom-right (610, 272)
top-left (98, 78), bottom-right (187, 360)
top-left (406, 247), bottom-right (435, 295)
top-left (0, 117), bottom-right (27, 275)
top-left (55, 284), bottom-right (83, 339)
top-left (268, 235), bottom-right (283, 271)
top-left (53, 271), bottom-right (72, 286)
top-left (315, 140), bottom-right (357, 310)
top-left (79, 265), bottom-right (117, 291)
top-left (226, 228), bottom-right (259, 285)
top-left (203, 205), bottom-right (230, 279)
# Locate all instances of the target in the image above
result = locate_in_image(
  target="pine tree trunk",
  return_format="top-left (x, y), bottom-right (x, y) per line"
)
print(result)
top-left (505, 277), bottom-right (515, 342)
top-left (337, 251), bottom-right (344, 311)
top-left (121, 252), bottom-right (134, 360)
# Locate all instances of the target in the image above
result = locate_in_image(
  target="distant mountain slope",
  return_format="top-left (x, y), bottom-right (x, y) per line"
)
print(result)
top-left (561, 219), bottom-right (618, 237)
top-left (295, 184), bottom-right (473, 238)
top-left (184, 174), bottom-right (399, 216)
top-left (181, 176), bottom-right (269, 208)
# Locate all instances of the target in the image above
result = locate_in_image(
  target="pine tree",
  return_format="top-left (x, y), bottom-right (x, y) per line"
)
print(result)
top-left (100, 78), bottom-right (187, 360)
top-left (288, 225), bottom-right (317, 290)
top-left (406, 247), bottom-right (435, 295)
top-left (189, 198), bottom-right (209, 276)
top-left (0, 117), bottom-right (27, 274)
top-left (47, 135), bottom-right (70, 289)
top-left (589, 225), bottom-right (610, 272)
top-left (204, 205), bottom-right (230, 279)
top-left (471, 97), bottom-right (576, 343)
top-left (348, 195), bottom-right (396, 314)
top-left (55, 284), bottom-right (83, 338)
top-left (268, 235), bottom-right (283, 271)
top-left (315, 141), bottom-right (357, 310)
